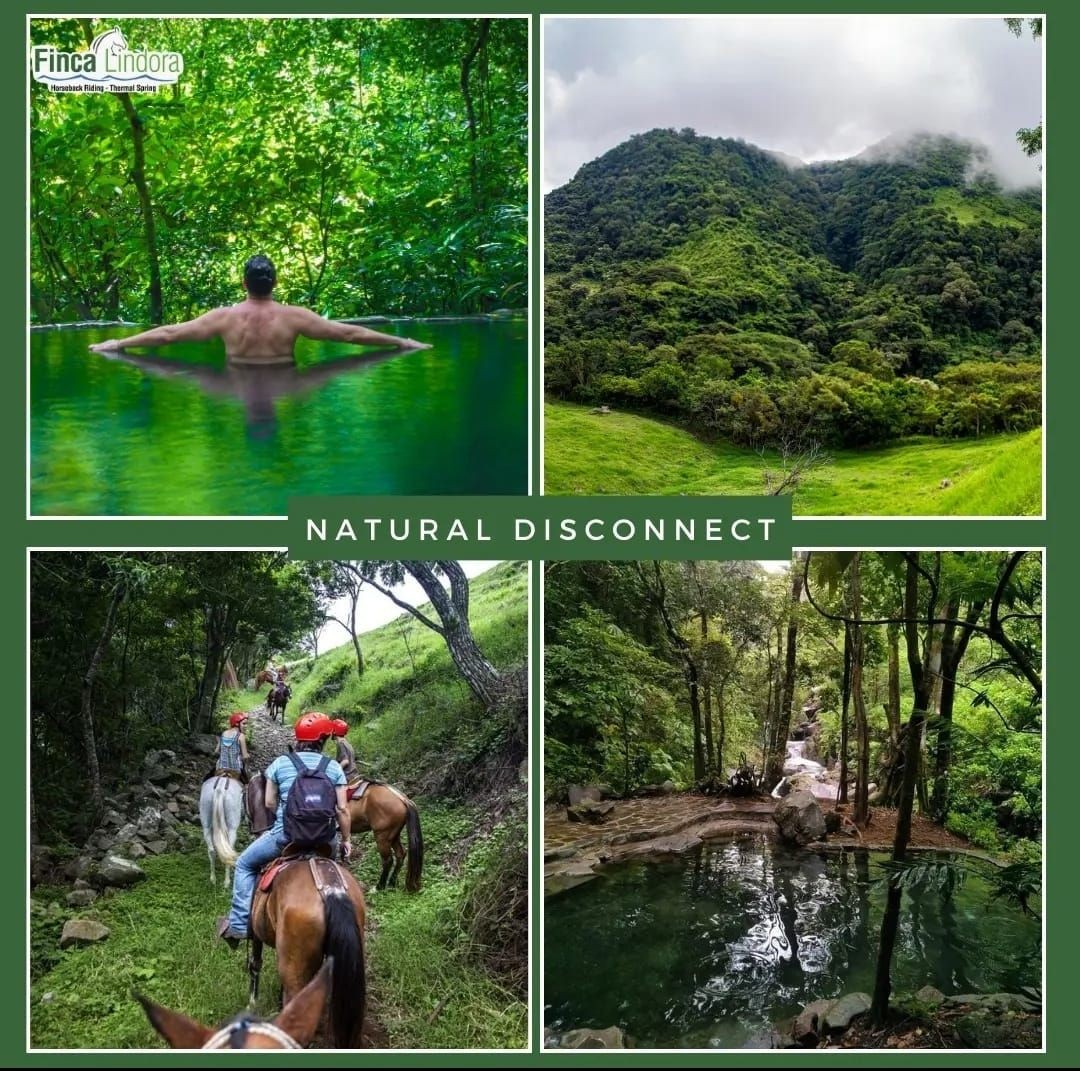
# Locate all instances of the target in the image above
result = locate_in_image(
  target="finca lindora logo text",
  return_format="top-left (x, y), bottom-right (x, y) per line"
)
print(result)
top-left (30, 28), bottom-right (184, 93)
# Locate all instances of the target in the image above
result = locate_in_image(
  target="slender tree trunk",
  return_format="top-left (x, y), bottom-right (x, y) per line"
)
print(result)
top-left (80, 580), bottom-right (127, 816)
top-left (839, 623), bottom-right (851, 805)
top-left (460, 19), bottom-right (492, 213)
top-left (766, 554), bottom-right (804, 787)
top-left (349, 589), bottom-right (364, 676)
top-left (80, 19), bottom-right (161, 321)
top-left (931, 599), bottom-right (985, 821)
top-left (886, 623), bottom-right (901, 747)
top-left (700, 605), bottom-right (715, 775)
top-left (871, 553), bottom-right (937, 1024)
top-left (716, 682), bottom-right (727, 774)
top-left (851, 554), bottom-right (870, 828)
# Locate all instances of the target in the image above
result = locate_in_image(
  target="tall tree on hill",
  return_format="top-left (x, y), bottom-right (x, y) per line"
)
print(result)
top-left (346, 561), bottom-right (516, 710)
top-left (765, 552), bottom-right (805, 788)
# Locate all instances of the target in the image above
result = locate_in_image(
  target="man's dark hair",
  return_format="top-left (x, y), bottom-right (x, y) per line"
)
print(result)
top-left (296, 738), bottom-right (327, 753)
top-left (244, 254), bottom-right (277, 297)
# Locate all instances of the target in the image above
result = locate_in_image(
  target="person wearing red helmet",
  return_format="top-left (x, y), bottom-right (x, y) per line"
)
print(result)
top-left (204, 711), bottom-right (250, 784)
top-left (329, 719), bottom-right (359, 786)
top-left (217, 711), bottom-right (350, 947)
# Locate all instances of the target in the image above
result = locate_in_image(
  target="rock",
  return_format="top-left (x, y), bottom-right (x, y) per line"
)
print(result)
top-left (40, 992), bottom-right (55, 1004)
top-left (101, 809), bottom-right (125, 828)
top-left (144, 767), bottom-right (172, 785)
top-left (144, 748), bottom-right (177, 769)
top-left (73, 878), bottom-right (93, 890)
top-left (114, 823), bottom-right (139, 844)
top-left (93, 854), bottom-right (146, 888)
top-left (145, 840), bottom-right (168, 855)
top-left (660, 779), bottom-right (676, 794)
top-left (793, 998), bottom-right (834, 1046)
top-left (567, 800), bottom-right (615, 824)
top-left (945, 992), bottom-right (1038, 1012)
top-left (59, 919), bottom-right (110, 948)
top-left (135, 806), bottom-right (164, 838)
top-left (166, 801), bottom-right (180, 814)
top-left (743, 1028), bottom-right (792, 1049)
top-left (558, 1026), bottom-right (626, 1048)
top-left (545, 857), bottom-right (600, 896)
top-left (30, 845), bottom-right (55, 887)
top-left (66, 888), bottom-right (98, 908)
top-left (773, 790), bottom-right (826, 846)
top-left (914, 985), bottom-right (946, 1007)
top-left (62, 855), bottom-right (94, 881)
top-left (823, 992), bottom-right (871, 1033)
top-left (567, 784), bottom-right (603, 807)
top-left (126, 842), bottom-right (148, 860)
top-left (191, 734), bottom-right (219, 756)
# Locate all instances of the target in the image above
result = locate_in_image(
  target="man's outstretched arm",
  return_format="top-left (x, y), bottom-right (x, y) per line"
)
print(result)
top-left (89, 309), bottom-right (227, 353)
top-left (291, 307), bottom-right (431, 351)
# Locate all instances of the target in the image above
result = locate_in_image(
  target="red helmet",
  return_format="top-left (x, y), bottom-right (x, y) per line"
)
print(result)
top-left (294, 711), bottom-right (332, 742)
top-left (229, 712), bottom-right (248, 729)
top-left (330, 719), bottom-right (349, 737)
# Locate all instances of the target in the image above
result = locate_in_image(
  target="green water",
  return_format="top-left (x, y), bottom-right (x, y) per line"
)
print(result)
top-left (31, 318), bottom-right (527, 515)
top-left (545, 837), bottom-right (1040, 1048)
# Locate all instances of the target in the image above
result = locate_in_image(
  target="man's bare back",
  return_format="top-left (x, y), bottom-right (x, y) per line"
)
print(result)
top-left (89, 297), bottom-right (430, 363)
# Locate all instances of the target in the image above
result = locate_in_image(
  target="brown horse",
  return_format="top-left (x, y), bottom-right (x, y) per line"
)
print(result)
top-left (249, 852), bottom-right (367, 1048)
top-left (347, 784), bottom-right (423, 892)
top-left (138, 959), bottom-right (333, 1049)
top-left (266, 681), bottom-right (291, 724)
top-left (254, 669), bottom-right (275, 688)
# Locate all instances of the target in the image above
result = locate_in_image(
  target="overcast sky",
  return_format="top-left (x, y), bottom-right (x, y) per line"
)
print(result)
top-left (544, 15), bottom-right (1043, 192)
top-left (318, 561), bottom-right (503, 651)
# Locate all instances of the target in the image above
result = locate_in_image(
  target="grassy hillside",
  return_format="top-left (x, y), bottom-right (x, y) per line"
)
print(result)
top-left (277, 560), bottom-right (528, 792)
top-left (545, 400), bottom-right (1041, 516)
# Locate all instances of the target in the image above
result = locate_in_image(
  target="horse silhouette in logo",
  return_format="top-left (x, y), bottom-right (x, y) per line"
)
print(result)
top-left (90, 28), bottom-right (128, 61)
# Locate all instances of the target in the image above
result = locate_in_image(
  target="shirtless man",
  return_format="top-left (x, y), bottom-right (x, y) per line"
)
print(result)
top-left (88, 254), bottom-right (430, 364)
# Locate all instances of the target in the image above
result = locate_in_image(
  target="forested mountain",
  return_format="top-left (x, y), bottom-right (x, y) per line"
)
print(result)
top-left (545, 129), bottom-right (1041, 448)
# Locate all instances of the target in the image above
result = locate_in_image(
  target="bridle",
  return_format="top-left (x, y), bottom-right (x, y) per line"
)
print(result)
top-left (201, 1017), bottom-right (302, 1050)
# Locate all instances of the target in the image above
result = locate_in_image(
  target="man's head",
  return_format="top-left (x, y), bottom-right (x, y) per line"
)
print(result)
top-left (294, 711), bottom-right (331, 752)
top-left (243, 254), bottom-right (277, 298)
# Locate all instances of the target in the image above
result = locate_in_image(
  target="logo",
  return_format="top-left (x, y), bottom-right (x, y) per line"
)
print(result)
top-left (30, 28), bottom-right (184, 94)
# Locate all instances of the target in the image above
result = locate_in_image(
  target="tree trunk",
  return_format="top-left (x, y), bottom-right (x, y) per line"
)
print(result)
top-left (886, 623), bottom-right (901, 747)
top-left (700, 606), bottom-right (715, 775)
top-left (80, 19), bottom-right (161, 321)
top-left (401, 562), bottom-right (505, 708)
top-left (460, 19), bottom-right (492, 214)
top-left (766, 554), bottom-right (804, 787)
top-left (931, 599), bottom-right (985, 821)
top-left (349, 588), bottom-right (365, 676)
top-left (80, 580), bottom-right (127, 816)
top-left (850, 554), bottom-right (870, 828)
top-left (839, 623), bottom-right (851, 805)
top-left (871, 553), bottom-right (937, 1024)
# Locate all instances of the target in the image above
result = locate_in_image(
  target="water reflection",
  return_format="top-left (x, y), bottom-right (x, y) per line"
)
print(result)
top-left (545, 837), bottom-right (1040, 1048)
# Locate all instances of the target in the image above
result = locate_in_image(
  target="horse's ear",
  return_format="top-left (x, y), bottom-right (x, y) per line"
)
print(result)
top-left (136, 993), bottom-right (213, 1049)
top-left (274, 958), bottom-right (333, 1048)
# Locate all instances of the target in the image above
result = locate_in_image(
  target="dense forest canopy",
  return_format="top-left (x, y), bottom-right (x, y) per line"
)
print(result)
top-left (30, 17), bottom-right (527, 323)
top-left (545, 554), bottom-right (1042, 857)
top-left (545, 129), bottom-right (1041, 449)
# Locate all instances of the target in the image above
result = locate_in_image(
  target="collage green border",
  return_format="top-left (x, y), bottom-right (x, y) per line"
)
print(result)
top-left (7, 2), bottom-right (1073, 1066)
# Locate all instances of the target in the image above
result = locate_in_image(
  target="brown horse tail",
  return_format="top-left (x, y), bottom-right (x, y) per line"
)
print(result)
top-left (322, 891), bottom-right (365, 1048)
top-left (405, 801), bottom-right (424, 893)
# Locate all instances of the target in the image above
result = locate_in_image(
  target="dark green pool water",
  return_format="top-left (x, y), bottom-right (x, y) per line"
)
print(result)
top-left (545, 837), bottom-right (1040, 1048)
top-left (31, 318), bottom-right (527, 515)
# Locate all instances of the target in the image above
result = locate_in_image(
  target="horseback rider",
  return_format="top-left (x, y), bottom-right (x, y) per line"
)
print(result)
top-left (330, 719), bottom-right (359, 785)
top-left (216, 712), bottom-right (351, 947)
top-left (204, 712), bottom-right (250, 784)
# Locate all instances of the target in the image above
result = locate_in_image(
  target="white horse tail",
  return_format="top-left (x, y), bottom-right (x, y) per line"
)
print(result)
top-left (212, 779), bottom-right (239, 866)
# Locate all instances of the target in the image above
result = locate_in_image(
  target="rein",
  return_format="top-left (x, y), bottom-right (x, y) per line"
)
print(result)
top-left (202, 1017), bottom-right (302, 1050)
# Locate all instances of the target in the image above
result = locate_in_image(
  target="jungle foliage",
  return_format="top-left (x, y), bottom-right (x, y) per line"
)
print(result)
top-left (545, 130), bottom-right (1041, 450)
top-left (30, 17), bottom-right (527, 323)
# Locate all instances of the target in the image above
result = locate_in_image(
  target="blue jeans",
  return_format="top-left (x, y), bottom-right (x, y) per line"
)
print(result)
top-left (226, 830), bottom-right (288, 934)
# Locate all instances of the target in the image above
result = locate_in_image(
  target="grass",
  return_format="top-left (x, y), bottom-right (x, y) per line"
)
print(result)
top-left (931, 187), bottom-right (1038, 229)
top-left (544, 400), bottom-right (1041, 516)
top-left (283, 561), bottom-right (528, 786)
top-left (30, 804), bottom-right (526, 1050)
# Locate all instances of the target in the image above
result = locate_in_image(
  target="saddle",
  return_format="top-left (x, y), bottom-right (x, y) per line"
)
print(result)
top-left (214, 768), bottom-right (244, 782)
top-left (255, 843), bottom-right (341, 895)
